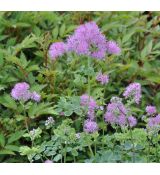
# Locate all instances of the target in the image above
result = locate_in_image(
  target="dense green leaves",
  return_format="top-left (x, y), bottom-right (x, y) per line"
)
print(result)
top-left (0, 12), bottom-right (160, 163)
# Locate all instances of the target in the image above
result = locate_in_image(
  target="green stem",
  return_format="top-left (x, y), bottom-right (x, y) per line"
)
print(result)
top-left (88, 145), bottom-right (94, 157)
top-left (21, 102), bottom-right (29, 133)
top-left (94, 141), bottom-right (97, 155)
top-left (129, 126), bottom-right (135, 163)
top-left (155, 139), bottom-right (158, 162)
top-left (73, 156), bottom-right (76, 163)
top-left (102, 116), bottom-right (106, 150)
top-left (64, 144), bottom-right (67, 163)
top-left (146, 130), bottom-right (150, 163)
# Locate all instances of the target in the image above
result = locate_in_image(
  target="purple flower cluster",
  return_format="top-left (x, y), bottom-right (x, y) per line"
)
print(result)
top-left (67, 21), bottom-right (107, 59)
top-left (96, 72), bottom-right (109, 85)
top-left (106, 41), bottom-right (121, 55)
top-left (80, 94), bottom-right (98, 133)
top-left (83, 119), bottom-right (98, 133)
top-left (104, 97), bottom-right (127, 126)
top-left (104, 97), bottom-right (137, 127)
top-left (148, 114), bottom-right (160, 128)
top-left (146, 105), bottom-right (157, 116)
top-left (80, 94), bottom-right (98, 120)
top-left (49, 42), bottom-right (66, 60)
top-left (30, 91), bottom-right (41, 102)
top-left (11, 82), bottom-right (41, 102)
top-left (49, 22), bottom-right (121, 60)
top-left (123, 82), bottom-right (141, 104)
top-left (128, 116), bottom-right (137, 127)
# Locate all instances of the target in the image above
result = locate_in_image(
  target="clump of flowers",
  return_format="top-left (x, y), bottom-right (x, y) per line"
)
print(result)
top-left (45, 116), bottom-right (55, 129)
top-left (83, 119), bottom-right (98, 133)
top-left (11, 82), bottom-right (41, 102)
top-left (96, 72), bottom-right (109, 85)
top-left (123, 82), bottom-right (141, 104)
top-left (30, 91), bottom-right (41, 102)
top-left (106, 41), bottom-right (121, 55)
top-left (66, 21), bottom-right (107, 59)
top-left (128, 116), bottom-right (137, 127)
top-left (80, 94), bottom-right (98, 120)
top-left (146, 105), bottom-right (157, 116)
top-left (11, 82), bottom-right (31, 102)
top-left (104, 96), bottom-right (127, 126)
top-left (80, 94), bottom-right (99, 133)
top-left (49, 42), bottom-right (66, 60)
top-left (148, 114), bottom-right (160, 128)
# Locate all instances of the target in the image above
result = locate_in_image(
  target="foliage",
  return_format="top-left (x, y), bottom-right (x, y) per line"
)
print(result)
top-left (0, 12), bottom-right (160, 162)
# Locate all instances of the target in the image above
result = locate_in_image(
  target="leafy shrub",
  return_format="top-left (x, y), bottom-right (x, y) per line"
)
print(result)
top-left (0, 12), bottom-right (160, 163)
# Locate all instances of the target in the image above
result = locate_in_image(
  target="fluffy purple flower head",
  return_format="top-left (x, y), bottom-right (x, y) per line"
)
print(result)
top-left (83, 119), bottom-right (98, 133)
top-left (96, 72), bottom-right (109, 85)
top-left (80, 94), bottom-right (90, 106)
top-left (148, 114), bottom-right (160, 128)
top-left (128, 116), bottom-right (137, 127)
top-left (44, 160), bottom-right (53, 163)
top-left (123, 82), bottom-right (141, 104)
top-left (11, 82), bottom-right (31, 102)
top-left (11, 82), bottom-right (41, 102)
top-left (106, 41), bottom-right (121, 55)
top-left (80, 94), bottom-right (97, 110)
top-left (30, 91), bottom-right (41, 102)
top-left (146, 105), bottom-right (157, 116)
top-left (104, 97), bottom-right (127, 126)
top-left (49, 42), bottom-right (66, 60)
top-left (87, 109), bottom-right (95, 120)
top-left (66, 21), bottom-right (107, 59)
top-left (80, 94), bottom-right (98, 120)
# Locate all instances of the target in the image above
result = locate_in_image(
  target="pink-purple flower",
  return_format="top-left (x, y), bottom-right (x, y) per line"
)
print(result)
top-left (123, 82), bottom-right (141, 104)
top-left (11, 82), bottom-right (31, 102)
top-left (49, 42), bottom-right (66, 60)
top-left (148, 114), bottom-right (160, 128)
top-left (11, 82), bottom-right (41, 102)
top-left (104, 97), bottom-right (127, 126)
top-left (146, 105), bottom-right (156, 116)
top-left (30, 91), bottom-right (41, 102)
top-left (106, 41), bottom-right (121, 55)
top-left (128, 116), bottom-right (137, 127)
top-left (80, 94), bottom-right (98, 120)
top-left (96, 72), bottom-right (109, 85)
top-left (66, 21), bottom-right (107, 59)
top-left (83, 119), bottom-right (98, 133)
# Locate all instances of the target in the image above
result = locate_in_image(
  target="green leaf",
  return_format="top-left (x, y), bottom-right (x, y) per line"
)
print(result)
top-left (141, 40), bottom-right (152, 59)
top-left (54, 154), bottom-right (62, 162)
top-left (0, 149), bottom-right (15, 155)
top-left (0, 133), bottom-right (5, 147)
top-left (59, 24), bottom-right (66, 37)
top-left (71, 149), bottom-right (78, 156)
top-left (52, 26), bottom-right (59, 39)
top-left (0, 94), bottom-right (17, 110)
top-left (122, 30), bottom-right (135, 43)
top-left (5, 145), bottom-right (19, 152)
top-left (8, 131), bottom-right (25, 144)
top-left (28, 102), bottom-right (57, 118)
top-left (124, 141), bottom-right (133, 150)
top-left (0, 35), bottom-right (8, 41)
